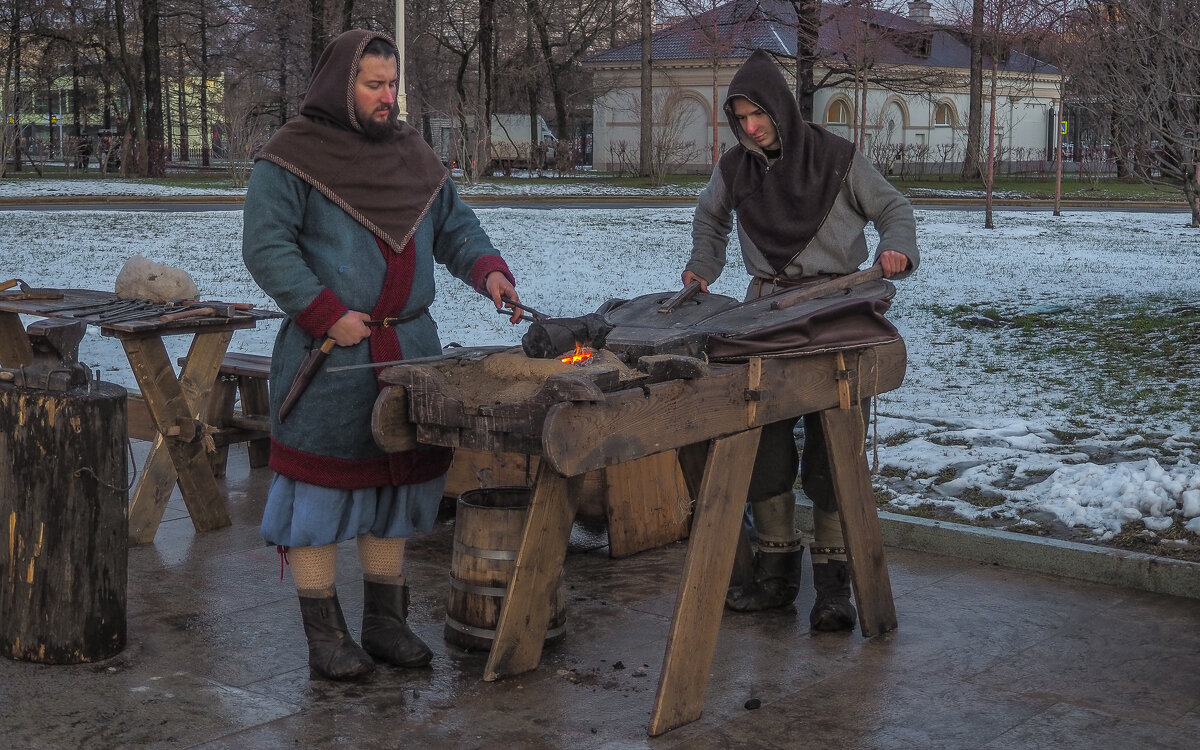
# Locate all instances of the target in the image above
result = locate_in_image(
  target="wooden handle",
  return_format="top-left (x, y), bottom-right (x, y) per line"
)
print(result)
top-left (769, 265), bottom-right (885, 311)
top-left (658, 280), bottom-right (702, 313)
top-left (160, 306), bottom-right (215, 323)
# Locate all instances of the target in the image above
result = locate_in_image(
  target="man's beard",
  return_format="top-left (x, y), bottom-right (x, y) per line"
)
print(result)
top-left (360, 105), bottom-right (398, 141)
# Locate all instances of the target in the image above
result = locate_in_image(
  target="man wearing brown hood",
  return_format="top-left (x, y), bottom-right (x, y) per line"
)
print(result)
top-left (243, 30), bottom-right (523, 680)
top-left (681, 49), bottom-right (918, 631)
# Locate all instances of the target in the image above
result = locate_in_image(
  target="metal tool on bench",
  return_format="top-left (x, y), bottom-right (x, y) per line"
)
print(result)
top-left (0, 279), bottom-right (64, 301)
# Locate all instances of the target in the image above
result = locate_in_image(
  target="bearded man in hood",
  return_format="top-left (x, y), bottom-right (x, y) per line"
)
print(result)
top-left (681, 49), bottom-right (919, 631)
top-left (243, 30), bottom-right (524, 680)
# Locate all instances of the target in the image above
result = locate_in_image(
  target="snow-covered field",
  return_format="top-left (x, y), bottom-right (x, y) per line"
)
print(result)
top-left (3, 179), bottom-right (1199, 552)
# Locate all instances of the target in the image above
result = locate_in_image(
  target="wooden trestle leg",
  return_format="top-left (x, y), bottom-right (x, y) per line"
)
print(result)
top-left (648, 427), bottom-right (762, 736)
top-left (484, 464), bottom-right (582, 681)
top-left (819, 406), bottom-right (897, 637)
top-left (124, 331), bottom-right (233, 544)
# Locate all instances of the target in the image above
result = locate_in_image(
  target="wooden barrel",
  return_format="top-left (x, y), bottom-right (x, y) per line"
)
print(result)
top-left (0, 380), bottom-right (128, 663)
top-left (444, 486), bottom-right (566, 651)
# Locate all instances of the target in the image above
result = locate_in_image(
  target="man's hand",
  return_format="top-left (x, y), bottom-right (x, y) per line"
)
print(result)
top-left (485, 271), bottom-right (523, 324)
top-left (327, 310), bottom-right (372, 346)
top-left (681, 270), bottom-right (710, 293)
top-left (878, 250), bottom-right (910, 278)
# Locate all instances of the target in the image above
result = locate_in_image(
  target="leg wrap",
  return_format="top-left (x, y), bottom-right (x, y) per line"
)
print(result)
top-left (357, 533), bottom-right (407, 582)
top-left (289, 544), bottom-right (338, 593)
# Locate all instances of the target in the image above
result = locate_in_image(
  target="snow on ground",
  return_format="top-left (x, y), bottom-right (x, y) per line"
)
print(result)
top-left (2, 179), bottom-right (1199, 548)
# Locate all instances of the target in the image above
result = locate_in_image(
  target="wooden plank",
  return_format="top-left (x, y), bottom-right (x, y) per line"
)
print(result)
top-left (648, 428), bottom-right (761, 736)
top-left (542, 340), bottom-right (907, 477)
top-left (444, 448), bottom-right (538, 499)
top-left (483, 466), bottom-right (580, 682)
top-left (0, 311), bottom-right (33, 367)
top-left (819, 406), bottom-right (897, 637)
top-left (603, 450), bottom-right (691, 558)
top-left (238, 374), bottom-right (271, 468)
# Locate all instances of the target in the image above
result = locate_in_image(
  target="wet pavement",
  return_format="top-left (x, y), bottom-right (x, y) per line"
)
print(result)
top-left (3, 445), bottom-right (1200, 750)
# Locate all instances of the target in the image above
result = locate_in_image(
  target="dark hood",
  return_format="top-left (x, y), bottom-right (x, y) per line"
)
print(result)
top-left (255, 29), bottom-right (447, 254)
top-left (719, 49), bottom-right (855, 275)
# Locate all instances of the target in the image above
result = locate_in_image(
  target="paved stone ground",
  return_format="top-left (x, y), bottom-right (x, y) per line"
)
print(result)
top-left (3, 446), bottom-right (1199, 749)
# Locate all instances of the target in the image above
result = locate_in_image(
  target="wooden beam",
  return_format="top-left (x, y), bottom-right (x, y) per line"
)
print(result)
top-left (648, 428), bottom-right (761, 736)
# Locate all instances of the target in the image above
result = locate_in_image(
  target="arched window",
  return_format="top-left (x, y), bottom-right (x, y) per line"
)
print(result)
top-left (934, 102), bottom-right (954, 127)
top-left (827, 99), bottom-right (850, 125)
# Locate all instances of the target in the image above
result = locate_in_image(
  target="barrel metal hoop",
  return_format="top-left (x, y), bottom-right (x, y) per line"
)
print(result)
top-left (445, 615), bottom-right (566, 641)
top-left (448, 574), bottom-right (508, 598)
top-left (453, 539), bottom-right (518, 561)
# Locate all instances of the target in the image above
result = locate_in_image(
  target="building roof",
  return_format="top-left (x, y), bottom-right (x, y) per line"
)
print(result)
top-left (585, 0), bottom-right (1057, 76)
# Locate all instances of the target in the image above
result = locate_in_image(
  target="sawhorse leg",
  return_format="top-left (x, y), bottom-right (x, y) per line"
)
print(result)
top-left (484, 464), bottom-right (580, 681)
top-left (124, 331), bottom-right (233, 544)
top-left (648, 428), bottom-right (761, 736)
top-left (819, 406), bottom-right (897, 637)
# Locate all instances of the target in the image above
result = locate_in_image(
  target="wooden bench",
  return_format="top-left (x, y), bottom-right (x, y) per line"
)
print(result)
top-left (176, 352), bottom-right (271, 478)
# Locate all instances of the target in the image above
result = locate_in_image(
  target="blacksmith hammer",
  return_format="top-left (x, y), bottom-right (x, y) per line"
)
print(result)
top-left (0, 278), bottom-right (64, 301)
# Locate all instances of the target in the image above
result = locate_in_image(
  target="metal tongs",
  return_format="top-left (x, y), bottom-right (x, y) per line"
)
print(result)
top-left (499, 295), bottom-right (551, 323)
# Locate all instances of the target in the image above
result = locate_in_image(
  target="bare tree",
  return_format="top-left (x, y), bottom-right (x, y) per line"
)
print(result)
top-left (1068, 0), bottom-right (1200, 226)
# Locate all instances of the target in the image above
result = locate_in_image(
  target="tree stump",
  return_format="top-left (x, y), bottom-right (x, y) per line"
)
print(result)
top-left (0, 381), bottom-right (129, 663)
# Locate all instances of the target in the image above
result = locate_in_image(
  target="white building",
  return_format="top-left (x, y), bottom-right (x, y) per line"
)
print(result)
top-left (583, 0), bottom-right (1063, 175)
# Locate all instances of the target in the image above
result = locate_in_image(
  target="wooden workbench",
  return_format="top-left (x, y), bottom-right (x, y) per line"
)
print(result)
top-left (0, 288), bottom-right (281, 544)
top-left (373, 338), bottom-right (907, 735)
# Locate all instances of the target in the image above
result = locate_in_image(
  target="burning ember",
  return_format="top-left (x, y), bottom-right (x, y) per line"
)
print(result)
top-left (560, 343), bottom-right (595, 365)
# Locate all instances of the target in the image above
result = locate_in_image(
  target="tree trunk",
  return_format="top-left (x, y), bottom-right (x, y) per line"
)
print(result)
top-left (639, 0), bottom-right (652, 177)
top-left (176, 45), bottom-right (189, 162)
top-left (962, 0), bottom-right (984, 180)
top-left (480, 0), bottom-right (495, 176)
top-left (142, 0), bottom-right (166, 176)
top-left (342, 0), bottom-right (354, 31)
top-left (793, 0), bottom-right (818, 121)
top-left (310, 0), bottom-right (325, 74)
top-left (200, 3), bottom-right (212, 166)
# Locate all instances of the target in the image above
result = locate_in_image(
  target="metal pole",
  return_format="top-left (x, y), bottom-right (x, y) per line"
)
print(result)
top-left (395, 0), bottom-right (407, 122)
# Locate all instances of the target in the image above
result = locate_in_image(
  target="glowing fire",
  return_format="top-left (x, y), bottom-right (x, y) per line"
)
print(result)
top-left (560, 343), bottom-right (595, 365)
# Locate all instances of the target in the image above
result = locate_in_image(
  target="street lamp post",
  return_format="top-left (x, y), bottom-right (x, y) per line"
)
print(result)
top-left (395, 1), bottom-right (407, 121)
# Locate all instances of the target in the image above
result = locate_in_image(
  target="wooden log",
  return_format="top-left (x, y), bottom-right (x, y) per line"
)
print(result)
top-left (0, 381), bottom-right (128, 663)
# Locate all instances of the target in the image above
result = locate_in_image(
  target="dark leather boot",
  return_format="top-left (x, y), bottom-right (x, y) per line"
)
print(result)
top-left (361, 580), bottom-right (433, 668)
top-left (810, 559), bottom-right (858, 632)
top-left (298, 590), bottom-right (375, 681)
top-left (725, 546), bottom-right (803, 612)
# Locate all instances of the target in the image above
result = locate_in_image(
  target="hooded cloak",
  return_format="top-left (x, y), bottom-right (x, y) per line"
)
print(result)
top-left (254, 29), bottom-right (447, 254)
top-left (719, 49), bottom-right (856, 275)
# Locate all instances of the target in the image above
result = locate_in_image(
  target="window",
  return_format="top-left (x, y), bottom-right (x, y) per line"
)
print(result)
top-left (934, 102), bottom-right (953, 127)
top-left (827, 99), bottom-right (850, 125)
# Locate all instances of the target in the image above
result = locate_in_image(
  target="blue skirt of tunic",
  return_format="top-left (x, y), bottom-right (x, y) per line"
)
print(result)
top-left (260, 473), bottom-right (448, 547)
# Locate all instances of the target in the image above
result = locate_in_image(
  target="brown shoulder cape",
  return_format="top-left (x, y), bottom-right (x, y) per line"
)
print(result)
top-left (254, 29), bottom-right (447, 253)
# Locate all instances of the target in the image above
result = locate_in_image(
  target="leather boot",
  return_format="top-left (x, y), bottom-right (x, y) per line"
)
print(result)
top-left (361, 580), bottom-right (433, 668)
top-left (725, 545), bottom-right (803, 612)
top-left (298, 590), bottom-right (375, 681)
top-left (810, 558), bottom-right (858, 632)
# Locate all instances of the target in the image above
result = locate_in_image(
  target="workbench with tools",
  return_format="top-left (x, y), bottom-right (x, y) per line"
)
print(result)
top-left (0, 284), bottom-right (282, 544)
top-left (370, 277), bottom-right (906, 735)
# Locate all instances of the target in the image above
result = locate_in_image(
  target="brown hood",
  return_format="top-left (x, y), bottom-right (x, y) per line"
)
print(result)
top-left (719, 49), bottom-right (855, 275)
top-left (254, 29), bottom-right (447, 253)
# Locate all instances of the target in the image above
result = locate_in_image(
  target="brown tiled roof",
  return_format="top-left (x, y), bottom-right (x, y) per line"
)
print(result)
top-left (586, 0), bottom-right (1057, 76)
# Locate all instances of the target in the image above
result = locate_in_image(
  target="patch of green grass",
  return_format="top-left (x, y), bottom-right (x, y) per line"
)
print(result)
top-left (882, 429), bottom-right (920, 447)
top-left (960, 487), bottom-right (1005, 508)
top-left (935, 467), bottom-right (957, 484)
top-left (877, 465), bottom-right (908, 479)
top-left (928, 435), bottom-right (971, 447)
